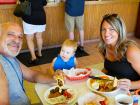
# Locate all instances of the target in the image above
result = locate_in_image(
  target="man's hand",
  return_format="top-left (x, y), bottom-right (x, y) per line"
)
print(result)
top-left (54, 70), bottom-right (65, 79)
top-left (53, 70), bottom-right (66, 86)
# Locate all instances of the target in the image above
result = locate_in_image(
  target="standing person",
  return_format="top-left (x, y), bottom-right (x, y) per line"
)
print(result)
top-left (98, 13), bottom-right (140, 91)
top-left (64, 0), bottom-right (85, 51)
top-left (20, 0), bottom-right (47, 64)
top-left (0, 22), bottom-right (54, 105)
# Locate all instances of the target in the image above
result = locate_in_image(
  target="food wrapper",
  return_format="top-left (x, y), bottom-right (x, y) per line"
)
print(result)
top-left (46, 95), bottom-right (67, 104)
top-left (63, 68), bottom-right (91, 80)
top-left (54, 72), bottom-right (65, 87)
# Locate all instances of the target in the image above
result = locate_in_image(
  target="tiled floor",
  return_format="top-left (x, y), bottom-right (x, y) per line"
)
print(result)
top-left (24, 35), bottom-right (140, 104)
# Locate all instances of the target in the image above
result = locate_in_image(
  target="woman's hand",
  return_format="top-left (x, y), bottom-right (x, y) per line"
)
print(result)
top-left (117, 79), bottom-right (131, 92)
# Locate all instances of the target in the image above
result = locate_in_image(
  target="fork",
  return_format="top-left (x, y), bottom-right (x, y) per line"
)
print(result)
top-left (113, 77), bottom-right (118, 87)
top-left (88, 76), bottom-right (113, 81)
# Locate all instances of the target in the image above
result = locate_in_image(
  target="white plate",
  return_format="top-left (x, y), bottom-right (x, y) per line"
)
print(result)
top-left (44, 85), bottom-right (77, 104)
top-left (78, 92), bottom-right (105, 105)
top-left (86, 75), bottom-right (119, 96)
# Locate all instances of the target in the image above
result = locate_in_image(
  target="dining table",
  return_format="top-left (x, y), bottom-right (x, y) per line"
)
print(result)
top-left (34, 64), bottom-right (131, 105)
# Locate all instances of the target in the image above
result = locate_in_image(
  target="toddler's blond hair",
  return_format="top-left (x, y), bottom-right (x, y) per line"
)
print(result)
top-left (62, 39), bottom-right (78, 52)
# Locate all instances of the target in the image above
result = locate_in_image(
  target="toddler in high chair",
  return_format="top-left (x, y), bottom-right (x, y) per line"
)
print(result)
top-left (49, 39), bottom-right (78, 78)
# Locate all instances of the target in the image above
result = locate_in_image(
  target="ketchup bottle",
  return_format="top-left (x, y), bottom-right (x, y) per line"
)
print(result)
top-left (133, 96), bottom-right (138, 105)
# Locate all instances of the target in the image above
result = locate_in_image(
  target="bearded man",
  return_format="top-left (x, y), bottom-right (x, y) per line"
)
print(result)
top-left (0, 22), bottom-right (54, 105)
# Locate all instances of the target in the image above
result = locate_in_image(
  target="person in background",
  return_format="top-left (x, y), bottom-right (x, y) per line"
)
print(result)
top-left (98, 13), bottom-right (140, 91)
top-left (0, 22), bottom-right (54, 105)
top-left (49, 39), bottom-right (78, 76)
top-left (63, 0), bottom-right (85, 51)
top-left (20, 0), bottom-right (47, 64)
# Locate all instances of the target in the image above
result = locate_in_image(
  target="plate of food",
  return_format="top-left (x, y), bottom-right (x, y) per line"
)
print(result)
top-left (78, 92), bottom-right (109, 105)
top-left (63, 68), bottom-right (91, 80)
top-left (44, 85), bottom-right (77, 105)
top-left (87, 75), bottom-right (119, 96)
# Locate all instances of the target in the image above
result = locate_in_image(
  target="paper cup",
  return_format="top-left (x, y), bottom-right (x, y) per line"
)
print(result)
top-left (115, 94), bottom-right (133, 105)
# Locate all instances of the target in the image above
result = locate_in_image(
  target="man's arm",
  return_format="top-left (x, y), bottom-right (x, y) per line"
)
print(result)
top-left (19, 63), bottom-right (55, 84)
top-left (49, 57), bottom-right (57, 76)
top-left (0, 64), bottom-right (9, 105)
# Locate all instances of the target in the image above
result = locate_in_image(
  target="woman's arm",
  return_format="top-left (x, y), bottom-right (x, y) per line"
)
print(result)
top-left (127, 45), bottom-right (140, 75)
top-left (118, 79), bottom-right (140, 91)
top-left (0, 64), bottom-right (9, 105)
top-left (126, 45), bottom-right (140, 89)
top-left (131, 80), bottom-right (140, 89)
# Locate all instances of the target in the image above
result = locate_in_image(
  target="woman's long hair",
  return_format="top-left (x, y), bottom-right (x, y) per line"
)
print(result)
top-left (98, 14), bottom-right (136, 60)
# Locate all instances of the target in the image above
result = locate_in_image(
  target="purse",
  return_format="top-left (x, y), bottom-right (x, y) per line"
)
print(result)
top-left (13, 0), bottom-right (31, 17)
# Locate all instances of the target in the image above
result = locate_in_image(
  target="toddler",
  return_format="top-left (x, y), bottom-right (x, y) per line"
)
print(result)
top-left (49, 39), bottom-right (78, 76)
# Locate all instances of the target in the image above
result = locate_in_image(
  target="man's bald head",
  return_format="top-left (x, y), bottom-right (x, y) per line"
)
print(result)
top-left (0, 22), bottom-right (23, 57)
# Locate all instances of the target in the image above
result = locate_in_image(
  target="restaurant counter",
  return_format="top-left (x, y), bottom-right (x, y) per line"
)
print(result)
top-left (0, 1), bottom-right (139, 50)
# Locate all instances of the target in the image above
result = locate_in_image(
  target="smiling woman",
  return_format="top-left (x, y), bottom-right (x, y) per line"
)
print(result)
top-left (98, 13), bottom-right (140, 91)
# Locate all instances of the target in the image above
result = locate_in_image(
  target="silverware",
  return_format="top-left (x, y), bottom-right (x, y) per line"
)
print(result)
top-left (113, 77), bottom-right (118, 87)
top-left (88, 76), bottom-right (113, 81)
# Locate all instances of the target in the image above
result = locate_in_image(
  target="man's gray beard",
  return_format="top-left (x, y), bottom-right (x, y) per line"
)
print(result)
top-left (4, 45), bottom-right (19, 57)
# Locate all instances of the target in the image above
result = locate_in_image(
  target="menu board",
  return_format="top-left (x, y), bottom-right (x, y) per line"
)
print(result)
top-left (0, 0), bottom-right (16, 4)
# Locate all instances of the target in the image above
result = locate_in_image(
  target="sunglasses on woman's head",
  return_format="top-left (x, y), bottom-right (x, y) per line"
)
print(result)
top-left (103, 13), bottom-right (119, 19)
